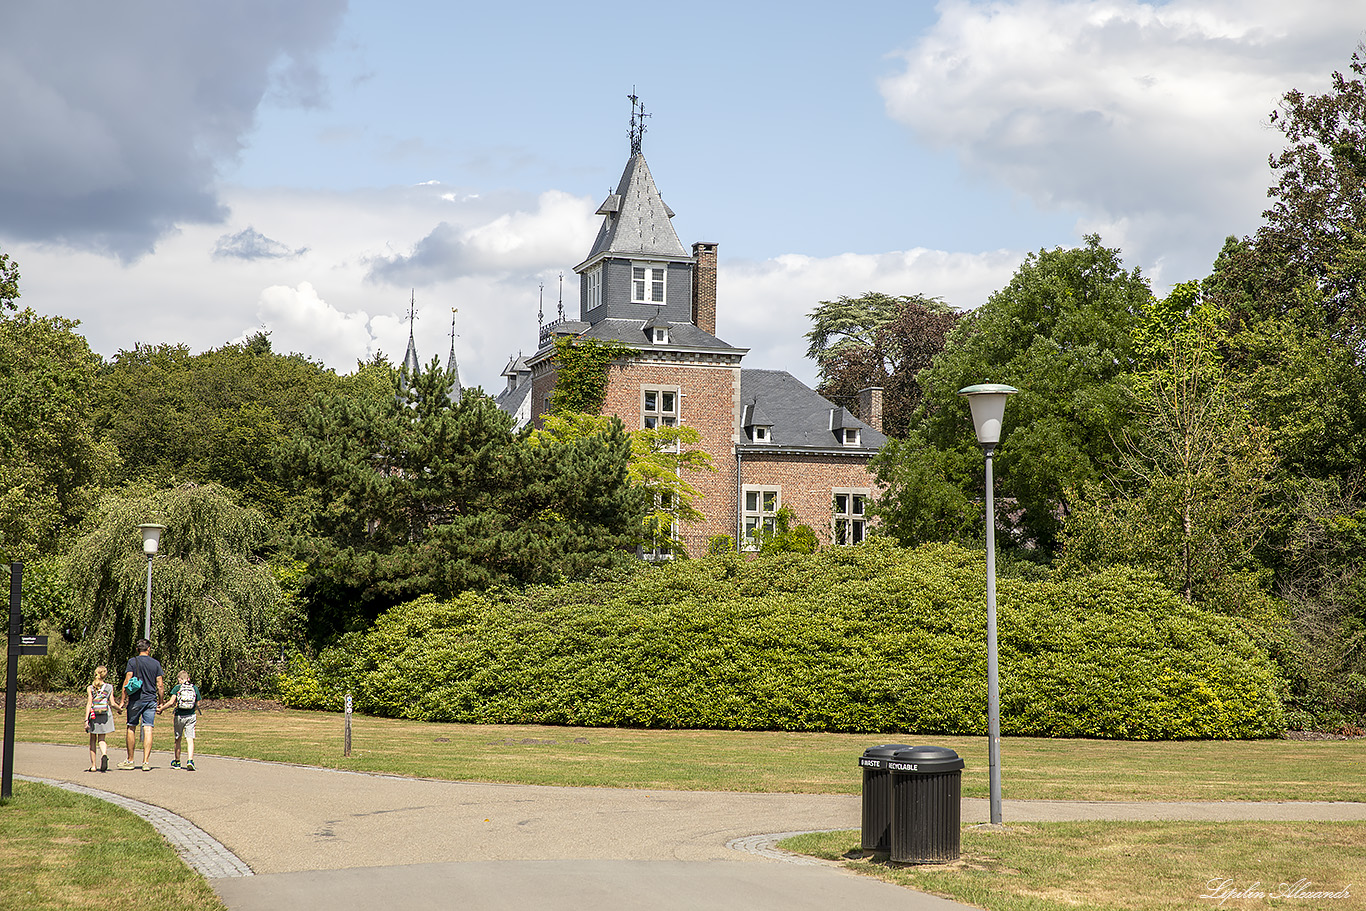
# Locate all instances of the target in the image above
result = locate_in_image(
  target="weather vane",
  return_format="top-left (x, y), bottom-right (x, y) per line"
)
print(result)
top-left (407, 290), bottom-right (418, 333)
top-left (557, 272), bottom-right (564, 321)
top-left (628, 90), bottom-right (650, 155)
top-left (538, 282), bottom-right (544, 327)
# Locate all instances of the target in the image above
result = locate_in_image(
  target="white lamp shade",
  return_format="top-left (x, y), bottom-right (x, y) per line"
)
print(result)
top-left (138, 523), bottom-right (166, 556)
top-left (958, 384), bottom-right (1019, 445)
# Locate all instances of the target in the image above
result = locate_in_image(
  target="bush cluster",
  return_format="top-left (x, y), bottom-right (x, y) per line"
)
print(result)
top-left (278, 540), bottom-right (1287, 739)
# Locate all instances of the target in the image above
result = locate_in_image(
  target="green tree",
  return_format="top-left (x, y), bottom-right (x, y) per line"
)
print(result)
top-left (287, 362), bottom-right (646, 638)
top-left (1060, 283), bottom-right (1278, 602)
top-left (93, 333), bottom-right (341, 517)
top-left (1, 308), bottom-right (119, 560)
top-left (1261, 42), bottom-right (1366, 333)
top-left (805, 292), bottom-right (957, 437)
top-left (528, 412), bottom-right (713, 558)
top-left (0, 251), bottom-right (18, 312)
top-left (879, 235), bottom-right (1149, 552)
top-left (64, 483), bottom-right (283, 695)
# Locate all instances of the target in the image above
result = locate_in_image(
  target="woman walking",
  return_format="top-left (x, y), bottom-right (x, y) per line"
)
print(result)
top-left (85, 666), bottom-right (117, 772)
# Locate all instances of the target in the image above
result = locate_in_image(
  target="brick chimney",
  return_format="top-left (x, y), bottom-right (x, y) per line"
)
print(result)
top-left (857, 386), bottom-right (884, 434)
top-left (691, 241), bottom-right (717, 335)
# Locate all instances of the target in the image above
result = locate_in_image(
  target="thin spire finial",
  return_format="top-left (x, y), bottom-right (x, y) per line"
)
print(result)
top-left (538, 282), bottom-right (545, 327)
top-left (628, 89), bottom-right (650, 155)
top-left (557, 272), bottom-right (564, 321)
top-left (407, 289), bottom-right (418, 338)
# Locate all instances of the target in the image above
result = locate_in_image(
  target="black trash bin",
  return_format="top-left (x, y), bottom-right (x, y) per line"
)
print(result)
top-left (889, 745), bottom-right (964, 864)
top-left (858, 744), bottom-right (912, 853)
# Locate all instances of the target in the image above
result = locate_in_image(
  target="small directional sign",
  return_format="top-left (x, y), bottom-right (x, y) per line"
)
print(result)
top-left (11, 635), bottom-right (47, 656)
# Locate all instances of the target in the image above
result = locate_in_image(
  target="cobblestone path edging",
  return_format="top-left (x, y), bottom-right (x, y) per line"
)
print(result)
top-left (16, 774), bottom-right (253, 879)
top-left (726, 830), bottom-right (841, 866)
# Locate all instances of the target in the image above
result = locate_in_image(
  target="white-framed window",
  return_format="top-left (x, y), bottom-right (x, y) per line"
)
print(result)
top-left (749, 425), bottom-right (772, 443)
top-left (841, 427), bottom-right (861, 446)
top-left (742, 486), bottom-right (780, 549)
top-left (833, 489), bottom-right (869, 545)
top-left (642, 386), bottom-right (679, 429)
top-left (584, 265), bottom-right (602, 311)
top-left (632, 262), bottom-right (666, 303)
top-left (651, 325), bottom-right (669, 344)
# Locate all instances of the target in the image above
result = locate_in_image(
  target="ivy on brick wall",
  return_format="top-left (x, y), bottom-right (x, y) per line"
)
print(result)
top-left (549, 336), bottom-right (637, 414)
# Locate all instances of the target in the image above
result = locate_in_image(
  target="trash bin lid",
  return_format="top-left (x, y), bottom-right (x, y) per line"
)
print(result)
top-left (859, 743), bottom-right (914, 770)
top-left (889, 745), bottom-right (965, 773)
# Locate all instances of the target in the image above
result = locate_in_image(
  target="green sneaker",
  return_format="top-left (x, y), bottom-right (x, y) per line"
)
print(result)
top-left (185, 760), bottom-right (196, 772)
top-left (170, 760), bottom-right (180, 769)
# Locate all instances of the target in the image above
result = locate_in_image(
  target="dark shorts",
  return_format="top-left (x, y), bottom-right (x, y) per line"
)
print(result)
top-left (127, 702), bottom-right (156, 727)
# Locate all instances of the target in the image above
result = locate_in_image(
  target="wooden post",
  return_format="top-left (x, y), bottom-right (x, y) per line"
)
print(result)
top-left (343, 692), bottom-right (352, 757)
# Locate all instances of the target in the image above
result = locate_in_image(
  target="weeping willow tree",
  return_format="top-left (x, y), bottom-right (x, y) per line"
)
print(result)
top-left (65, 483), bottom-right (282, 694)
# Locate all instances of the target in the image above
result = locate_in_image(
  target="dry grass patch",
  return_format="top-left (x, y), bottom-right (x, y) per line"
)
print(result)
top-left (782, 823), bottom-right (1365, 911)
top-left (0, 781), bottom-right (226, 911)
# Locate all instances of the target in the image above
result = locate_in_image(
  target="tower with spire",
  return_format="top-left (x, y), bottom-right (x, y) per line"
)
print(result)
top-left (502, 95), bottom-right (885, 557)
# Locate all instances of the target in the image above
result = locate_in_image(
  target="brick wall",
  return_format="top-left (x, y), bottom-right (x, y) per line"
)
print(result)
top-left (601, 355), bottom-right (741, 554)
top-left (738, 451), bottom-right (879, 546)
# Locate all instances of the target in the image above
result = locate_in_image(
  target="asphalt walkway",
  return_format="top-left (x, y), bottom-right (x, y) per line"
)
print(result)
top-left (13, 742), bottom-right (1366, 910)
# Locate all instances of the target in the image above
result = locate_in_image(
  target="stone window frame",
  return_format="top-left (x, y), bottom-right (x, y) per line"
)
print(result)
top-left (642, 385), bottom-right (680, 430)
top-left (832, 488), bottom-right (870, 546)
top-left (741, 485), bottom-right (781, 550)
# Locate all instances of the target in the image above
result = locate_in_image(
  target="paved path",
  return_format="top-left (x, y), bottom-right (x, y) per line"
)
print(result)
top-left (12, 742), bottom-right (1366, 911)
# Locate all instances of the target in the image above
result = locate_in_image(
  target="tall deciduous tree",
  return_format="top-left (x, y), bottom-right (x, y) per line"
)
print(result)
top-left (93, 333), bottom-right (341, 517)
top-left (0, 251), bottom-right (18, 312)
top-left (1060, 283), bottom-right (1277, 602)
top-left (64, 483), bottom-right (283, 695)
top-left (1, 306), bottom-right (119, 560)
top-left (1262, 42), bottom-right (1366, 334)
top-left (879, 236), bottom-right (1149, 552)
top-left (805, 292), bottom-right (957, 438)
top-left (287, 362), bottom-right (646, 638)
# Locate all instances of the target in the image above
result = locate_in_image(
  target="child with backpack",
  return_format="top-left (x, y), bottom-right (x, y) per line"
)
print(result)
top-left (84, 666), bottom-right (117, 772)
top-left (158, 670), bottom-right (200, 771)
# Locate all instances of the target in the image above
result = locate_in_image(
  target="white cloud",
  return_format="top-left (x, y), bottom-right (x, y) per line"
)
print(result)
top-left (368, 190), bottom-right (598, 283)
top-left (880, 0), bottom-right (1363, 282)
top-left (721, 248), bottom-right (1025, 386)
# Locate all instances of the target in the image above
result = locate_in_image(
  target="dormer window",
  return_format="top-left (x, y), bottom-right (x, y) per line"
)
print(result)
top-left (750, 425), bottom-right (772, 443)
top-left (632, 263), bottom-right (666, 303)
top-left (652, 326), bottom-right (669, 344)
top-left (842, 427), bottom-right (861, 446)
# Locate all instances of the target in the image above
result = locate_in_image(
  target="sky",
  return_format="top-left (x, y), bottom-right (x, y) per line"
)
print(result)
top-left (1, 1), bottom-right (1361, 390)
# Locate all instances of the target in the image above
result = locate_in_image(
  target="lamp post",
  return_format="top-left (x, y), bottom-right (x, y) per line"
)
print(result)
top-left (137, 524), bottom-right (165, 641)
top-left (958, 383), bottom-right (1018, 826)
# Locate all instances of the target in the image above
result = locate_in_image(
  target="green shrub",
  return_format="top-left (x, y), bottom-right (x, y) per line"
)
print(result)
top-left (297, 539), bottom-right (1286, 739)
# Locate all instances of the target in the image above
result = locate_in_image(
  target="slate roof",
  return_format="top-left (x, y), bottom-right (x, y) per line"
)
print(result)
top-left (738, 369), bottom-right (886, 453)
top-left (581, 153), bottom-right (687, 265)
top-left (579, 318), bottom-right (746, 353)
top-left (494, 376), bottom-right (533, 426)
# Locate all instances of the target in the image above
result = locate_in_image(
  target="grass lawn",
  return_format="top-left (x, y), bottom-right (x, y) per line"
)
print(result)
top-left (780, 824), bottom-right (1365, 911)
top-left (13, 701), bottom-right (1366, 800)
top-left (0, 781), bottom-right (227, 911)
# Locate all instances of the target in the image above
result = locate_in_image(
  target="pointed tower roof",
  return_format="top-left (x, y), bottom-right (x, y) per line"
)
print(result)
top-left (579, 153), bottom-right (687, 268)
top-left (445, 309), bottom-right (463, 405)
top-left (399, 292), bottom-right (421, 396)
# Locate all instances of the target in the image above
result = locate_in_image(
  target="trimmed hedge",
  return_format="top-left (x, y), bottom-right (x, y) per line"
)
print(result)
top-left (280, 540), bottom-right (1287, 739)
